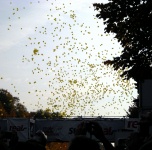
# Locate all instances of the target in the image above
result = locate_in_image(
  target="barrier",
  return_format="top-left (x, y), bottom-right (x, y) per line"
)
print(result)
top-left (0, 118), bottom-right (140, 142)
top-left (35, 118), bottom-right (125, 142)
top-left (125, 118), bottom-right (140, 132)
top-left (7, 118), bottom-right (29, 141)
top-left (0, 119), bottom-right (7, 132)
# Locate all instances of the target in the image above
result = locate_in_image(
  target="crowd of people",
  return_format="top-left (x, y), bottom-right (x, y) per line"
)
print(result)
top-left (0, 130), bottom-right (47, 150)
top-left (1, 113), bottom-right (152, 150)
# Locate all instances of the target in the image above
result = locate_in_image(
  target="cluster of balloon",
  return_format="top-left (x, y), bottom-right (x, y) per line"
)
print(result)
top-left (0, 0), bottom-right (136, 116)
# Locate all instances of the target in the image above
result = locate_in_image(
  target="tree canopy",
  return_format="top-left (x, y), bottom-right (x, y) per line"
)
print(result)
top-left (0, 89), bottom-right (66, 118)
top-left (34, 109), bottom-right (66, 119)
top-left (93, 0), bottom-right (152, 81)
top-left (125, 98), bottom-right (139, 118)
top-left (0, 89), bottom-right (29, 118)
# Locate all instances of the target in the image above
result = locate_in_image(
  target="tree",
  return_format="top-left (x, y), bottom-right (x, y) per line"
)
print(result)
top-left (15, 103), bottom-right (29, 118)
top-left (126, 105), bottom-right (139, 118)
top-left (0, 89), bottom-right (16, 117)
top-left (34, 108), bottom-right (65, 119)
top-left (0, 89), bottom-right (29, 118)
top-left (0, 102), bottom-right (7, 117)
top-left (126, 98), bottom-right (139, 118)
top-left (93, 0), bottom-right (152, 82)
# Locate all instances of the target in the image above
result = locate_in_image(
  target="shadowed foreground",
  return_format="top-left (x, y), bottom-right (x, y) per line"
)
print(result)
top-left (46, 142), bottom-right (68, 150)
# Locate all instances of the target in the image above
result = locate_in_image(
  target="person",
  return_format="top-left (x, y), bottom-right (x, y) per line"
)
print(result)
top-left (68, 135), bottom-right (100, 150)
top-left (12, 130), bottom-right (47, 150)
top-left (137, 112), bottom-right (152, 150)
top-left (25, 130), bottom-right (47, 150)
top-left (125, 132), bottom-right (143, 150)
top-left (0, 141), bottom-right (9, 150)
top-left (68, 121), bottom-right (115, 150)
top-left (0, 131), bottom-right (18, 150)
top-left (125, 111), bottom-right (152, 150)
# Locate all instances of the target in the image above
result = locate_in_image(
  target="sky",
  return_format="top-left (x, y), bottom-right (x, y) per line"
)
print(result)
top-left (0, 0), bottom-right (138, 117)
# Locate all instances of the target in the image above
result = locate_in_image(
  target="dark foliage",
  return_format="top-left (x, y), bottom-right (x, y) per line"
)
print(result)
top-left (0, 89), bottom-right (29, 117)
top-left (34, 109), bottom-right (64, 119)
top-left (93, 0), bottom-right (152, 81)
top-left (126, 105), bottom-right (139, 118)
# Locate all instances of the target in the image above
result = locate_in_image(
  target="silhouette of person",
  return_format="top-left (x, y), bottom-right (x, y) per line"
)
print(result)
top-left (68, 135), bottom-right (100, 150)
top-left (12, 130), bottom-right (47, 150)
top-left (0, 141), bottom-right (9, 150)
top-left (68, 121), bottom-right (115, 150)
top-left (25, 130), bottom-right (47, 150)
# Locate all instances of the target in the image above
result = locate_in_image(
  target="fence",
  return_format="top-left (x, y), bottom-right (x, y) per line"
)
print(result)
top-left (0, 117), bottom-right (139, 142)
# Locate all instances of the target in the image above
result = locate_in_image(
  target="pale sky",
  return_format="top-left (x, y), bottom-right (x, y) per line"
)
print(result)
top-left (0, 0), bottom-right (137, 117)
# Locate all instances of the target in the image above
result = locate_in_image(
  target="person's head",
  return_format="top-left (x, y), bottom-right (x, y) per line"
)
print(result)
top-left (126, 132), bottom-right (142, 150)
top-left (139, 111), bottom-right (152, 137)
top-left (68, 135), bottom-right (100, 150)
top-left (33, 130), bottom-right (47, 146)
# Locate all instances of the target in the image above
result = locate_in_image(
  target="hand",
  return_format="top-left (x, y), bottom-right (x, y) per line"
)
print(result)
top-left (90, 121), bottom-right (106, 141)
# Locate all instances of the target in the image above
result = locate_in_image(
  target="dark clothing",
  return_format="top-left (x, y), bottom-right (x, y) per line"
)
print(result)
top-left (68, 136), bottom-right (100, 150)
top-left (0, 141), bottom-right (9, 150)
top-left (11, 140), bottom-right (46, 150)
top-left (25, 140), bottom-right (46, 150)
